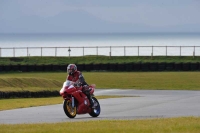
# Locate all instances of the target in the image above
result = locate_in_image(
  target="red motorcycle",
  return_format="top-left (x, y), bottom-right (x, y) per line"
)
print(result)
top-left (60, 80), bottom-right (101, 118)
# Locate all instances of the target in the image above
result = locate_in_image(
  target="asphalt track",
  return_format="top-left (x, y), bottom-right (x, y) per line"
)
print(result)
top-left (0, 89), bottom-right (200, 124)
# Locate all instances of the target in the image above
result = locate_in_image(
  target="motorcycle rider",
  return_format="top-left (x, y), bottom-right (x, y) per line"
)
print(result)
top-left (66, 64), bottom-right (95, 108)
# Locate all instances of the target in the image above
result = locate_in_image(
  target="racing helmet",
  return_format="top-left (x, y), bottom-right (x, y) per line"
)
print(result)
top-left (67, 64), bottom-right (77, 75)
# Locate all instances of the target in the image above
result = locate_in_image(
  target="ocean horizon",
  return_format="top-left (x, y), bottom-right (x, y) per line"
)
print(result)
top-left (0, 33), bottom-right (200, 57)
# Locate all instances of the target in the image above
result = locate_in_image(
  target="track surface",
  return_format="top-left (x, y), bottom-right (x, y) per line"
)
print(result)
top-left (0, 89), bottom-right (200, 124)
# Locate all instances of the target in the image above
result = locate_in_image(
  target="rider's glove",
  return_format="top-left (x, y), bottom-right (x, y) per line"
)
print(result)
top-left (74, 82), bottom-right (81, 87)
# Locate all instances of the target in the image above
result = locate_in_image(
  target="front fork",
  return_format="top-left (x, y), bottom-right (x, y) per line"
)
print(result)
top-left (72, 96), bottom-right (75, 108)
top-left (64, 95), bottom-right (75, 108)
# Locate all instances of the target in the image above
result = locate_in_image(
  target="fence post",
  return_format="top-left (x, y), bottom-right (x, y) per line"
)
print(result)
top-left (13, 47), bottom-right (15, 57)
top-left (41, 47), bottom-right (42, 57)
top-left (124, 46), bottom-right (126, 56)
top-left (27, 47), bottom-right (28, 57)
top-left (109, 46), bottom-right (111, 58)
top-left (55, 47), bottom-right (57, 57)
top-left (83, 47), bottom-right (84, 57)
top-left (68, 47), bottom-right (71, 59)
top-left (193, 46), bottom-right (195, 58)
top-left (96, 46), bottom-right (98, 56)
top-left (1, 46), bottom-right (200, 57)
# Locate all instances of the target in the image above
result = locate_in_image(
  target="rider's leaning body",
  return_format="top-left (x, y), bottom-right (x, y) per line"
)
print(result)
top-left (66, 64), bottom-right (94, 107)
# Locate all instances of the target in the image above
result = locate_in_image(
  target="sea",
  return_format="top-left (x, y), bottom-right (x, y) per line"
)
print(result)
top-left (0, 33), bottom-right (200, 57)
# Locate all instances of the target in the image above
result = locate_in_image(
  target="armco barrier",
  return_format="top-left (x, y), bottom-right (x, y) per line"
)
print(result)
top-left (0, 90), bottom-right (60, 99)
top-left (0, 65), bottom-right (3, 72)
top-left (93, 63), bottom-right (100, 71)
top-left (0, 62), bottom-right (200, 72)
top-left (158, 62), bottom-right (166, 71)
top-left (149, 62), bottom-right (158, 71)
top-left (85, 64), bottom-right (92, 71)
top-left (182, 62), bottom-right (190, 71)
top-left (141, 62), bottom-right (150, 71)
top-left (12, 64), bottom-right (20, 71)
top-left (20, 65), bottom-right (28, 72)
top-left (117, 63), bottom-right (125, 71)
top-left (199, 63), bottom-right (200, 71)
top-left (174, 63), bottom-right (182, 71)
top-left (190, 62), bottom-right (199, 71)
top-left (35, 64), bottom-right (44, 71)
top-left (43, 64), bottom-right (52, 71)
top-left (101, 63), bottom-right (109, 71)
top-left (77, 64), bottom-right (85, 71)
top-left (59, 64), bottom-right (67, 71)
top-left (109, 63), bottom-right (117, 71)
top-left (125, 63), bottom-right (133, 71)
top-left (52, 65), bottom-right (61, 71)
top-left (28, 64), bottom-right (36, 72)
top-left (4, 64), bottom-right (12, 72)
top-left (166, 62), bottom-right (174, 71)
top-left (133, 62), bottom-right (141, 71)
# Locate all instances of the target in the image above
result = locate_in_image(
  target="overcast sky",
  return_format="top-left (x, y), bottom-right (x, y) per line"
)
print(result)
top-left (0, 0), bottom-right (200, 33)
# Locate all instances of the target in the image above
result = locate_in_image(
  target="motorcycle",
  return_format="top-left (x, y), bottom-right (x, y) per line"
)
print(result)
top-left (59, 80), bottom-right (101, 118)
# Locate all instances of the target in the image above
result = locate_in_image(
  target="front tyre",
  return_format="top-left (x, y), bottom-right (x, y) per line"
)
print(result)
top-left (63, 99), bottom-right (77, 118)
top-left (89, 97), bottom-right (101, 117)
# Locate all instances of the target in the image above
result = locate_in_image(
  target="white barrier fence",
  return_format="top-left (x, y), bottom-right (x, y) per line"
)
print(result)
top-left (0, 46), bottom-right (200, 57)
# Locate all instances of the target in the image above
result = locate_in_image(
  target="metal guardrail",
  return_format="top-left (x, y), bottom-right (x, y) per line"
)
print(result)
top-left (0, 46), bottom-right (200, 57)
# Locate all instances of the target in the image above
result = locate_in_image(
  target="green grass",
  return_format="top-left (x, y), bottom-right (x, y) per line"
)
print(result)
top-left (0, 72), bottom-right (199, 132)
top-left (1, 56), bottom-right (199, 132)
top-left (0, 72), bottom-right (200, 91)
top-left (0, 97), bottom-right (62, 110)
top-left (0, 77), bottom-right (61, 92)
top-left (1, 56), bottom-right (200, 65)
top-left (85, 72), bottom-right (200, 90)
top-left (0, 95), bottom-right (130, 111)
top-left (0, 117), bottom-right (200, 133)
top-left (0, 72), bottom-right (200, 110)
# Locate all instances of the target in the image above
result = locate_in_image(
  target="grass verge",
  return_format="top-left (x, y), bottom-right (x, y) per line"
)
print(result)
top-left (0, 95), bottom-right (130, 111)
top-left (0, 117), bottom-right (200, 133)
top-left (1, 56), bottom-right (200, 65)
top-left (0, 72), bottom-right (200, 91)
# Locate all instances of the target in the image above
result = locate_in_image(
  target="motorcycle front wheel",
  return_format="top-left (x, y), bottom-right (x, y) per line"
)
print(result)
top-left (89, 97), bottom-right (101, 117)
top-left (63, 99), bottom-right (77, 118)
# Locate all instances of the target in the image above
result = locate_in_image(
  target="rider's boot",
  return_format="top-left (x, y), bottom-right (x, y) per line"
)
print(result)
top-left (86, 93), bottom-right (95, 108)
top-left (83, 85), bottom-right (95, 108)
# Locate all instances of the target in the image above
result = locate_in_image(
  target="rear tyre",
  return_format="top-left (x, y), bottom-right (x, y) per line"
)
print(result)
top-left (63, 99), bottom-right (77, 118)
top-left (89, 97), bottom-right (101, 117)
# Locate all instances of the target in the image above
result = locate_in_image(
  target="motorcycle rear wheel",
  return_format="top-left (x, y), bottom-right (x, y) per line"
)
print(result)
top-left (63, 99), bottom-right (77, 118)
top-left (89, 97), bottom-right (101, 117)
